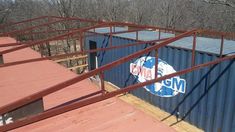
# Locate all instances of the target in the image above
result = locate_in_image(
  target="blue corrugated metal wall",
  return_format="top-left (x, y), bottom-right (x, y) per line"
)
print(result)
top-left (85, 34), bottom-right (235, 132)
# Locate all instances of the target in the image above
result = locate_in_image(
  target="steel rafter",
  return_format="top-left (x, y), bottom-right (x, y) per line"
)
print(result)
top-left (0, 16), bottom-right (234, 132)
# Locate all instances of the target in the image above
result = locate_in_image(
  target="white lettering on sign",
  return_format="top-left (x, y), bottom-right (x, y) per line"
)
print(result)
top-left (130, 56), bottom-right (186, 97)
top-left (0, 114), bottom-right (13, 126)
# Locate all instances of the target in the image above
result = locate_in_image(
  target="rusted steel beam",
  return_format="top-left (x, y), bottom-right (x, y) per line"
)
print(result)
top-left (0, 29), bottom-right (196, 115)
top-left (0, 16), bottom-right (49, 29)
top-left (1, 51), bottom-right (235, 132)
top-left (191, 32), bottom-right (197, 67)
top-left (0, 23), bottom-right (108, 55)
top-left (0, 37), bottom-right (171, 68)
top-left (0, 19), bottom-right (66, 37)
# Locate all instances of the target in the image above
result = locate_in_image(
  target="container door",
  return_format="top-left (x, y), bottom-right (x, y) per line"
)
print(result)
top-left (89, 41), bottom-right (97, 70)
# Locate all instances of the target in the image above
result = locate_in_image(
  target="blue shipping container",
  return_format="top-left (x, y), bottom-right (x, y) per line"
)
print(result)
top-left (85, 32), bottom-right (235, 132)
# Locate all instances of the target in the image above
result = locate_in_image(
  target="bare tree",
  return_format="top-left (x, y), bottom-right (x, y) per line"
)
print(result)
top-left (0, 0), bottom-right (16, 24)
top-left (0, 0), bottom-right (234, 33)
top-left (202, 0), bottom-right (235, 8)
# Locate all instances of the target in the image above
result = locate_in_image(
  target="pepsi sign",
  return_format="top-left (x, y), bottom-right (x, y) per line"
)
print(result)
top-left (130, 56), bottom-right (186, 97)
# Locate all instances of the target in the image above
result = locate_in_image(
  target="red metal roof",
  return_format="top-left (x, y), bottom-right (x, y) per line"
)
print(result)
top-left (0, 37), bottom-right (175, 132)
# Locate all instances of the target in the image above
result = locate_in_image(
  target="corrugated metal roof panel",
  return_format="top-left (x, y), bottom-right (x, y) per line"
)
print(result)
top-left (0, 37), bottom-right (175, 132)
top-left (86, 34), bottom-right (235, 132)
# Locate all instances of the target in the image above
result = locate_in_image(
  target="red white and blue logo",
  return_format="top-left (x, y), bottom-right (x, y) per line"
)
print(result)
top-left (130, 56), bottom-right (186, 97)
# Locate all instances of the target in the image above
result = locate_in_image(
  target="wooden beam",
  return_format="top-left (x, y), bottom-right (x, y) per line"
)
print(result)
top-left (53, 55), bottom-right (87, 63)
top-left (67, 64), bottom-right (88, 70)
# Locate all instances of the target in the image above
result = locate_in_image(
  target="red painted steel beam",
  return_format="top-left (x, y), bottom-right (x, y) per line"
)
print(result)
top-left (87, 28), bottom-right (145, 37)
top-left (200, 29), bottom-right (235, 39)
top-left (0, 25), bottom-right (156, 54)
top-left (86, 28), bottom-right (167, 44)
top-left (0, 30), bottom-right (81, 48)
top-left (16, 29), bottom-right (76, 36)
top-left (1, 27), bottom-right (146, 48)
top-left (0, 15), bottom-right (100, 32)
top-left (111, 21), bottom-right (185, 34)
top-left (0, 16), bottom-right (50, 29)
top-left (0, 50), bottom-right (235, 131)
top-left (0, 23), bottom-right (109, 55)
top-left (49, 16), bottom-right (185, 35)
top-left (49, 16), bottom-right (104, 24)
top-left (0, 19), bottom-right (66, 37)
top-left (111, 21), bottom-right (235, 39)
top-left (191, 32), bottom-right (197, 67)
top-left (0, 37), bottom-right (171, 68)
top-left (54, 16), bottom-right (235, 38)
top-left (0, 15), bottom-right (184, 36)
top-left (0, 36), bottom-right (76, 48)
top-left (0, 29), bottom-right (196, 115)
top-left (63, 15), bottom-right (235, 38)
top-left (2, 16), bottom-right (233, 39)
top-left (0, 42), bottom-right (23, 47)
top-left (17, 27), bottom-right (146, 41)
top-left (53, 15), bottom-right (187, 36)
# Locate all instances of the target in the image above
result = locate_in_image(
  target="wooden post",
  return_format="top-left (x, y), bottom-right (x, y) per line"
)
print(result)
top-left (99, 71), bottom-right (105, 94)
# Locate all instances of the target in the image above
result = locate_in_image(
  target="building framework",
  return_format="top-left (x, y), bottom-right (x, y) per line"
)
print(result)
top-left (0, 16), bottom-right (234, 131)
